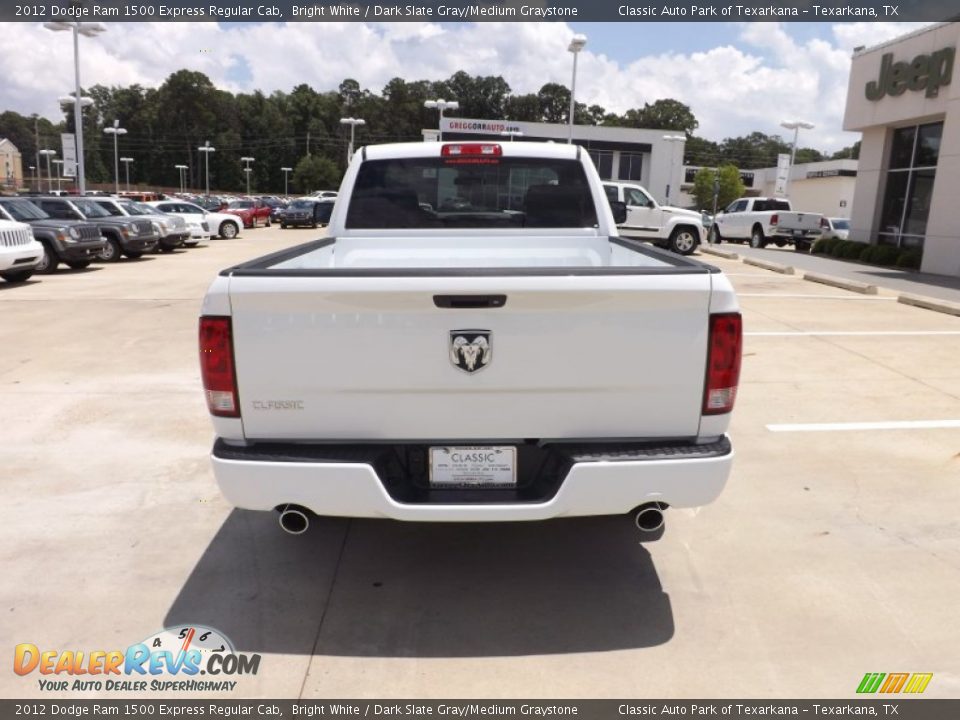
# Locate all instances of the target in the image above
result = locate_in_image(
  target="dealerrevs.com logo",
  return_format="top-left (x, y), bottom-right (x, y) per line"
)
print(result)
top-left (14, 625), bottom-right (261, 693)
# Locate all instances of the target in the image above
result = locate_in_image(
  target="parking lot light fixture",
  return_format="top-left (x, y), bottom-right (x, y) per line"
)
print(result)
top-left (424, 100), bottom-right (459, 141)
top-left (45, 21), bottom-right (106, 195)
top-left (567, 34), bottom-right (587, 144)
top-left (780, 120), bottom-right (815, 197)
top-left (281, 166), bottom-right (293, 197)
top-left (38, 149), bottom-right (56, 193)
top-left (240, 156), bottom-right (255, 195)
top-left (52, 159), bottom-right (64, 192)
top-left (103, 119), bottom-right (127, 195)
top-left (175, 164), bottom-right (188, 194)
top-left (120, 157), bottom-right (134, 191)
top-left (198, 141), bottom-right (215, 196)
top-left (340, 117), bottom-right (366, 164)
top-left (662, 134), bottom-right (686, 204)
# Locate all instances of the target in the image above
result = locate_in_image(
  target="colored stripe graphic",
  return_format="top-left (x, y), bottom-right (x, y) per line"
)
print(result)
top-left (880, 673), bottom-right (910, 693)
top-left (904, 673), bottom-right (934, 694)
top-left (857, 673), bottom-right (885, 693)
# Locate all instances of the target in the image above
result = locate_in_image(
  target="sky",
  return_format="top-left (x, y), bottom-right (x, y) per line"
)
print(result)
top-left (0, 20), bottom-right (935, 154)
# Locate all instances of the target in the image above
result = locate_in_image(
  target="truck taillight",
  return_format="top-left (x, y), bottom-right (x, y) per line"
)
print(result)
top-left (770, 213), bottom-right (779, 226)
top-left (703, 313), bottom-right (742, 415)
top-left (199, 316), bottom-right (240, 418)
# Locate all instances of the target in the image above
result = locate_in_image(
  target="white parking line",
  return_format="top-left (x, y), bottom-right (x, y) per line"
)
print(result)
top-left (738, 294), bottom-right (897, 300)
top-left (746, 330), bottom-right (960, 337)
top-left (768, 419), bottom-right (960, 432)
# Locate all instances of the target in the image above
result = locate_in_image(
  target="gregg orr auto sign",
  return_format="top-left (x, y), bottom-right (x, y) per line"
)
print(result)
top-left (865, 46), bottom-right (955, 100)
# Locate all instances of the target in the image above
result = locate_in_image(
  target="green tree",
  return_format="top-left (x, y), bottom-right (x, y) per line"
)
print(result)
top-left (293, 154), bottom-right (340, 194)
top-left (692, 164), bottom-right (744, 212)
top-left (621, 99), bottom-right (699, 134)
top-left (831, 141), bottom-right (861, 160)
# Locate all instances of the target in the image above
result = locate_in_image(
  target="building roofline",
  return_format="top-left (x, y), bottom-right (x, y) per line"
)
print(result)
top-left (852, 21), bottom-right (955, 58)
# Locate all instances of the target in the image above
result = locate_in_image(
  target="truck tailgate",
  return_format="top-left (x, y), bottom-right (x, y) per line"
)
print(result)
top-left (228, 273), bottom-right (713, 441)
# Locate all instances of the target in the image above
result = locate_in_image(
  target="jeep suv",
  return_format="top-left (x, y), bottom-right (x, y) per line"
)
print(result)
top-left (0, 197), bottom-right (105, 273)
top-left (31, 197), bottom-right (158, 262)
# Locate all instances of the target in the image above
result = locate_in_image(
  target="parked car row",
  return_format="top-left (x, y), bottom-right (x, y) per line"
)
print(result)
top-left (0, 194), bottom-right (245, 283)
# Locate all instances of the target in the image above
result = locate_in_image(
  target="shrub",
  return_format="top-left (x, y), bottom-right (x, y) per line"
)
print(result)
top-left (896, 249), bottom-right (923, 270)
top-left (829, 241), bottom-right (847, 258)
top-left (812, 238), bottom-right (839, 255)
top-left (840, 240), bottom-right (870, 260)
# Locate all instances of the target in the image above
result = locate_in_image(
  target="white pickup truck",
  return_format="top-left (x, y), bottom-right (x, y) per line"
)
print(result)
top-left (603, 181), bottom-right (705, 255)
top-left (0, 218), bottom-right (44, 283)
top-left (710, 197), bottom-right (822, 252)
top-left (200, 141), bottom-right (742, 536)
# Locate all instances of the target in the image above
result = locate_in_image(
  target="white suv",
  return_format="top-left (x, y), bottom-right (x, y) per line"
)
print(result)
top-left (0, 219), bottom-right (44, 283)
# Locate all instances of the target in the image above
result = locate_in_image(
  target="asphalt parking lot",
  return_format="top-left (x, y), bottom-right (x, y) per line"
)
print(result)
top-left (2, 230), bottom-right (958, 700)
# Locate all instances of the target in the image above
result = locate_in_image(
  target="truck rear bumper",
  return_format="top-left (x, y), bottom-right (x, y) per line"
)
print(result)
top-left (210, 437), bottom-right (733, 521)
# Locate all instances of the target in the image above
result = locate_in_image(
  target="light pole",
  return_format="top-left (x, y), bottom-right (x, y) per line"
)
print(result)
top-left (175, 164), bottom-right (188, 194)
top-left (567, 34), bottom-right (587, 144)
top-left (240, 156), bottom-right (255, 195)
top-left (39, 149), bottom-right (56, 193)
top-left (120, 157), bottom-right (133, 191)
top-left (662, 134), bottom-right (685, 204)
top-left (52, 159), bottom-right (64, 192)
top-left (44, 21), bottom-right (107, 196)
top-left (198, 141), bottom-right (215, 196)
top-left (780, 120), bottom-right (815, 198)
top-left (103, 119), bottom-right (127, 195)
top-left (281, 166), bottom-right (292, 197)
top-left (29, 166), bottom-right (36, 191)
top-left (500, 130), bottom-right (524, 142)
top-left (339, 117), bottom-right (366, 164)
top-left (423, 100), bottom-right (459, 141)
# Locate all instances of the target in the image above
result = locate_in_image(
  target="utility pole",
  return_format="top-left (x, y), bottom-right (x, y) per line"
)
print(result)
top-left (33, 114), bottom-right (40, 192)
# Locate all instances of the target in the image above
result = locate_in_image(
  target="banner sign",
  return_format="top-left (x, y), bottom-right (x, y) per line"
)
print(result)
top-left (774, 153), bottom-right (791, 197)
top-left (60, 133), bottom-right (76, 178)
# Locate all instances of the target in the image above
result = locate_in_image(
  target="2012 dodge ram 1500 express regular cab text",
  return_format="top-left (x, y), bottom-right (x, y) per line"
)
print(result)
top-left (200, 142), bottom-right (742, 535)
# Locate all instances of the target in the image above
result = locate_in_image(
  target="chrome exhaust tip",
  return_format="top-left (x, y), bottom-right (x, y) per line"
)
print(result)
top-left (634, 503), bottom-right (666, 533)
top-left (278, 505), bottom-right (310, 535)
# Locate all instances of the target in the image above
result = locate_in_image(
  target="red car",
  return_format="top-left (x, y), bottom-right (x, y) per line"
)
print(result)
top-left (223, 199), bottom-right (272, 228)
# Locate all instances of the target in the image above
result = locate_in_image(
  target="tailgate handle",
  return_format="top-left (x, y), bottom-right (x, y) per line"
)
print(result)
top-left (434, 294), bottom-right (507, 309)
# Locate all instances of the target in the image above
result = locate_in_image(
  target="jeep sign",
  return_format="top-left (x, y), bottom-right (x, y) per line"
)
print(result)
top-left (865, 47), bottom-right (955, 101)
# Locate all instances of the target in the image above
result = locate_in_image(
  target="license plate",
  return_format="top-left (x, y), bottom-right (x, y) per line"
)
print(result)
top-left (429, 446), bottom-right (516, 488)
top-left (793, 230), bottom-right (802, 236)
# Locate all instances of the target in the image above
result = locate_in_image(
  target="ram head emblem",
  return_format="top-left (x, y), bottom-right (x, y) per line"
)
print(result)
top-left (449, 330), bottom-right (492, 373)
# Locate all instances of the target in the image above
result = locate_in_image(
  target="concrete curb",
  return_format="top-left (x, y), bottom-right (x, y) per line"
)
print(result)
top-left (743, 257), bottom-right (795, 275)
top-left (898, 293), bottom-right (960, 317)
top-left (700, 246), bottom-right (739, 260)
top-left (803, 272), bottom-right (878, 295)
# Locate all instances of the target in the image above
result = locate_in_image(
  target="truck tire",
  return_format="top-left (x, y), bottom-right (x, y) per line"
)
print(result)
top-left (98, 237), bottom-right (122, 263)
top-left (1, 269), bottom-right (35, 283)
top-left (668, 227), bottom-right (698, 255)
top-left (66, 261), bottom-right (91, 270)
top-left (750, 226), bottom-right (767, 249)
top-left (795, 240), bottom-right (811, 253)
top-left (220, 221), bottom-right (238, 239)
top-left (36, 242), bottom-right (59, 274)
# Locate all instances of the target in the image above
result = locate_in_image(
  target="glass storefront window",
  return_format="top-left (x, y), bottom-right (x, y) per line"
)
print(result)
top-left (618, 152), bottom-right (643, 182)
top-left (879, 121), bottom-right (943, 248)
top-left (588, 150), bottom-right (613, 179)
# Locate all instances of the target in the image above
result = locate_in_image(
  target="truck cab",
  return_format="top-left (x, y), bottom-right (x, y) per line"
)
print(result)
top-left (603, 181), bottom-right (705, 255)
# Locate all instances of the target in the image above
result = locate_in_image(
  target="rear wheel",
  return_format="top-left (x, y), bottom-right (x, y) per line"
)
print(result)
top-left (1, 269), bottom-right (35, 283)
top-left (668, 227), bottom-right (698, 255)
top-left (98, 237), bottom-right (122, 262)
top-left (795, 240), bottom-right (812, 253)
top-left (220, 221), bottom-right (238, 239)
top-left (66, 261), bottom-right (91, 270)
top-left (750, 226), bottom-right (767, 249)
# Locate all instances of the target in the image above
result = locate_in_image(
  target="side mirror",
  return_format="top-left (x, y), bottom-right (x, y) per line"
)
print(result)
top-left (609, 200), bottom-right (627, 225)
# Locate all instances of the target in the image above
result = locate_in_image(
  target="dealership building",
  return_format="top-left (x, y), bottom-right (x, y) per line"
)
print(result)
top-left (843, 22), bottom-right (959, 277)
top-left (425, 117), bottom-right (688, 205)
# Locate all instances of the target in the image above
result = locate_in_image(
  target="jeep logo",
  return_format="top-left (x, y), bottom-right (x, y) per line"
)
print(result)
top-left (865, 47), bottom-right (955, 101)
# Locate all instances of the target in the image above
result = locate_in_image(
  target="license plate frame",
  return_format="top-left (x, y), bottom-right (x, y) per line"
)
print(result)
top-left (428, 446), bottom-right (517, 488)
